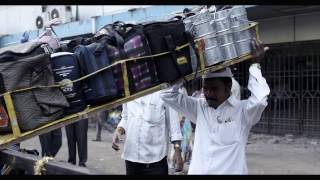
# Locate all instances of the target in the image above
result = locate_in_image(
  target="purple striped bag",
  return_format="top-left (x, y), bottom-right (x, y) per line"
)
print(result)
top-left (104, 23), bottom-right (159, 94)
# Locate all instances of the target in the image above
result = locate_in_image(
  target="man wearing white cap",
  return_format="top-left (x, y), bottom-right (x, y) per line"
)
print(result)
top-left (160, 39), bottom-right (270, 174)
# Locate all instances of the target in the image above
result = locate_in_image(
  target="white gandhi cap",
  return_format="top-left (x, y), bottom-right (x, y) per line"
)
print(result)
top-left (202, 67), bottom-right (233, 79)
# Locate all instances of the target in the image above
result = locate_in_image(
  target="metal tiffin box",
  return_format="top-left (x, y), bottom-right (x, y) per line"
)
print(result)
top-left (229, 6), bottom-right (253, 57)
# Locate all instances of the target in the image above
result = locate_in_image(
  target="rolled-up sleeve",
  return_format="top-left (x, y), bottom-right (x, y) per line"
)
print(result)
top-left (165, 105), bottom-right (183, 142)
top-left (243, 63), bottom-right (270, 127)
top-left (160, 83), bottom-right (199, 124)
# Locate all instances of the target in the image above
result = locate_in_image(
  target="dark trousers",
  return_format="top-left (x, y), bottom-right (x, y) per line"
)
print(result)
top-left (65, 118), bottom-right (88, 166)
top-left (39, 128), bottom-right (62, 157)
top-left (125, 157), bottom-right (168, 175)
top-left (95, 112), bottom-right (106, 141)
top-left (95, 118), bottom-right (102, 141)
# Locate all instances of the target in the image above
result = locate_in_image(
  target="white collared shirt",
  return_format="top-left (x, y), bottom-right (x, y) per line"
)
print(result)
top-left (160, 64), bottom-right (270, 174)
top-left (117, 91), bottom-right (183, 164)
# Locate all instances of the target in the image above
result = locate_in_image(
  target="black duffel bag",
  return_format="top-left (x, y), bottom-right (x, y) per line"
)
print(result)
top-left (143, 19), bottom-right (193, 82)
top-left (74, 37), bottom-right (119, 105)
top-left (0, 41), bottom-right (69, 133)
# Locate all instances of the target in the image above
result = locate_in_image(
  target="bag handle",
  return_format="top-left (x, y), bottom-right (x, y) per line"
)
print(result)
top-left (112, 21), bottom-right (127, 36)
top-left (122, 23), bottom-right (144, 35)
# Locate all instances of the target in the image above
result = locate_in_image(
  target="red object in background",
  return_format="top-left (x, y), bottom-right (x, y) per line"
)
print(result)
top-left (0, 105), bottom-right (9, 127)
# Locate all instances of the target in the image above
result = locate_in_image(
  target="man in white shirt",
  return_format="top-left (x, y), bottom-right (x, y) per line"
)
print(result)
top-left (112, 91), bottom-right (184, 175)
top-left (159, 39), bottom-right (270, 174)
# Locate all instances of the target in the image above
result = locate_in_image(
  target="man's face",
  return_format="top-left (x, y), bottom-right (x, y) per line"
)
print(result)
top-left (203, 78), bottom-right (231, 109)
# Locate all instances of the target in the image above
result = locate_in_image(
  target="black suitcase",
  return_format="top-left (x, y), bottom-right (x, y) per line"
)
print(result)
top-left (143, 20), bottom-right (193, 82)
top-left (50, 52), bottom-right (87, 115)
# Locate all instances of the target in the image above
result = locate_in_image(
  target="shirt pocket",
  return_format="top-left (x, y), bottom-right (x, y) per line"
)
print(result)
top-left (217, 117), bottom-right (241, 145)
top-left (144, 103), bottom-right (164, 125)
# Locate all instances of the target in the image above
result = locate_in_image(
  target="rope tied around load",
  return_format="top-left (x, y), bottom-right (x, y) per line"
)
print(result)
top-left (0, 22), bottom-right (258, 98)
top-left (34, 156), bottom-right (54, 175)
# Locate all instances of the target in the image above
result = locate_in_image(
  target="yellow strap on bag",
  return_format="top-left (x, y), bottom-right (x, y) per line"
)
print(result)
top-left (3, 92), bottom-right (21, 137)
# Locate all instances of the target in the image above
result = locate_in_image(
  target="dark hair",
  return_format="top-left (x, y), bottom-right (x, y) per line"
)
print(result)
top-left (203, 77), bottom-right (232, 87)
top-left (220, 77), bottom-right (232, 87)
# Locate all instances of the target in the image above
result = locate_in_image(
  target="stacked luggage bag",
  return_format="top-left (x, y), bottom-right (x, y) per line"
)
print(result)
top-left (0, 6), bottom-right (255, 134)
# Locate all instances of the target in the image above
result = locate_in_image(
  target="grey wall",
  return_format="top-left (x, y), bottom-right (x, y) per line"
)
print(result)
top-left (257, 12), bottom-right (320, 44)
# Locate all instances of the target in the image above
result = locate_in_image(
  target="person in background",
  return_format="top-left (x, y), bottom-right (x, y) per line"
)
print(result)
top-left (112, 91), bottom-right (184, 175)
top-left (168, 86), bottom-right (193, 174)
top-left (91, 111), bottom-right (107, 142)
top-left (38, 129), bottom-right (62, 158)
top-left (36, 18), bottom-right (63, 160)
top-left (65, 118), bottom-right (88, 167)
